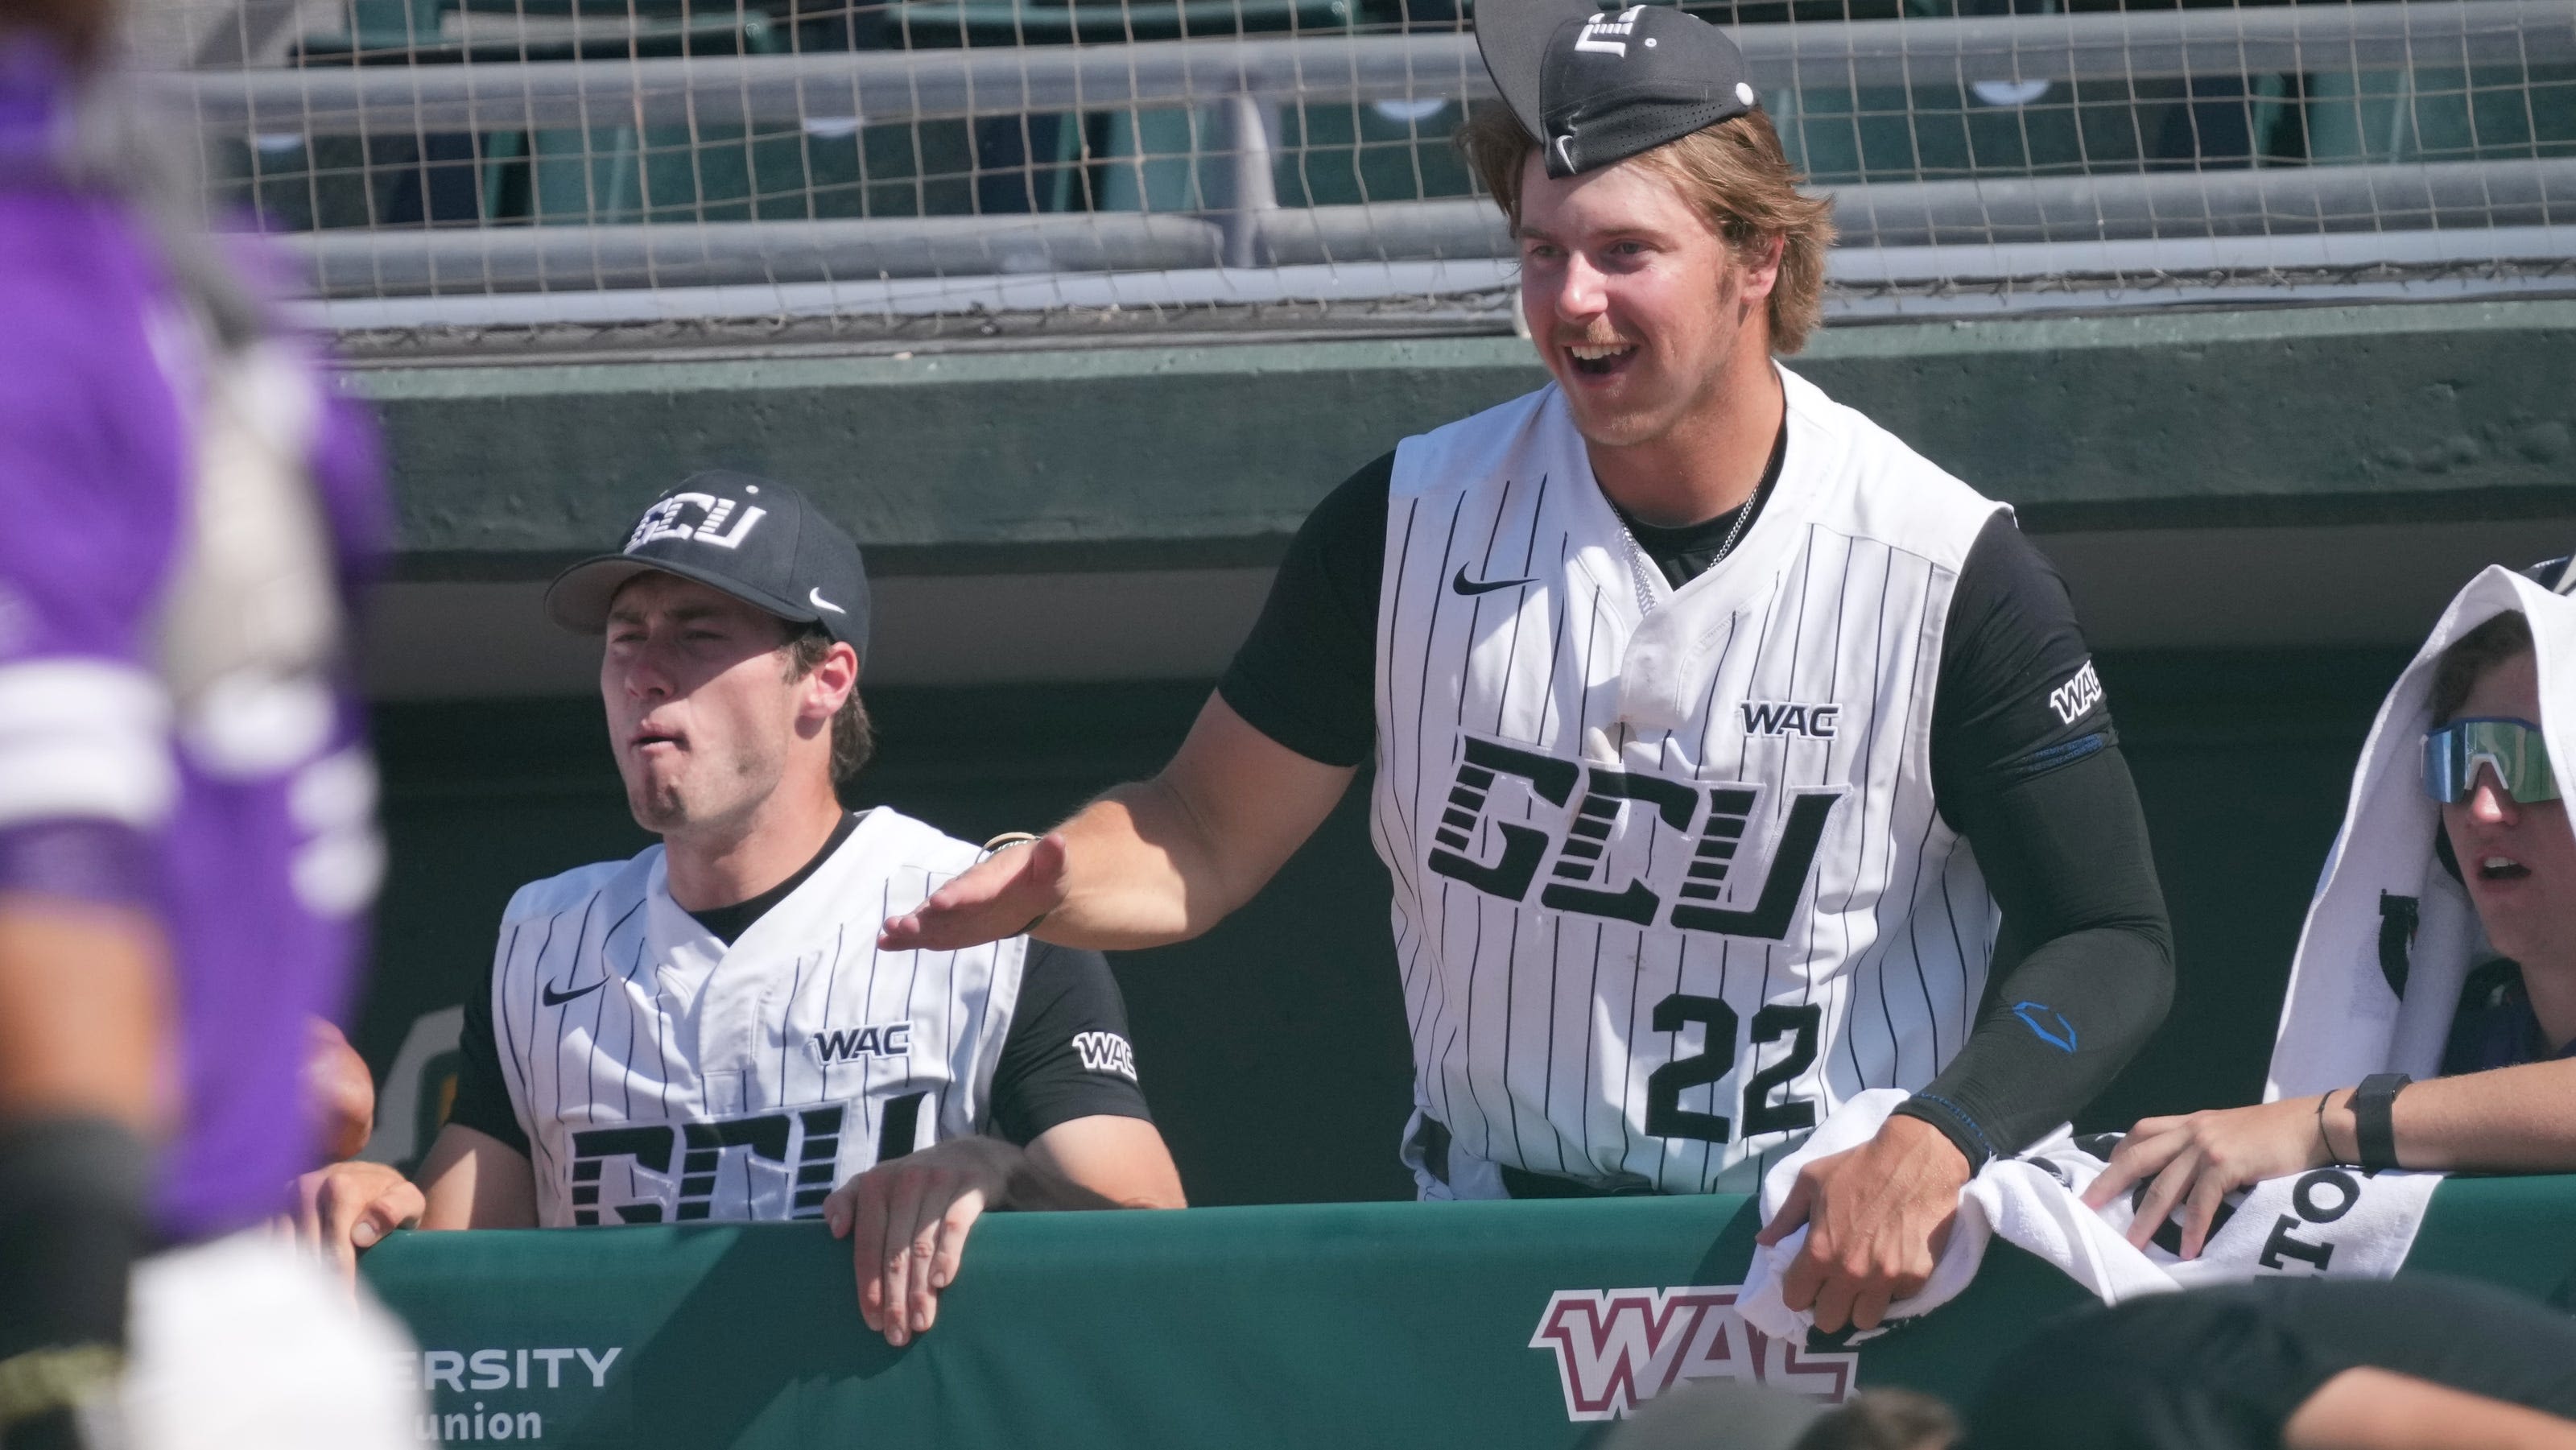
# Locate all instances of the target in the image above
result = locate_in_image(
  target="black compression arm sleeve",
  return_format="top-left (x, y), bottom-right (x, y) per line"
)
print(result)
top-left (0, 1118), bottom-right (151, 1443)
top-left (1891, 743), bottom-right (2174, 1167)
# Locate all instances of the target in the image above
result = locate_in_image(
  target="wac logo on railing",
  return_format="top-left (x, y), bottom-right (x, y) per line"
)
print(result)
top-left (1426, 734), bottom-right (1843, 937)
top-left (1530, 1287), bottom-right (1856, 1422)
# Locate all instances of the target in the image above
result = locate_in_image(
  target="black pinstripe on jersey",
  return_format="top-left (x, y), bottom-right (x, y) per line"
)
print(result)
top-left (487, 809), bottom-right (1028, 1226)
top-left (1377, 372), bottom-right (2006, 1197)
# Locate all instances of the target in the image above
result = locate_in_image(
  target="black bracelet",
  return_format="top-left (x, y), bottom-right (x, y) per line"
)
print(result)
top-left (2352, 1072), bottom-right (2412, 1173)
top-left (2313, 1090), bottom-right (2347, 1168)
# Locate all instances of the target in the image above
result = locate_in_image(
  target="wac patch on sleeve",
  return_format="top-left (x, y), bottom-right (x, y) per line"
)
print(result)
top-left (2046, 660), bottom-right (2103, 726)
top-left (1072, 1031), bottom-right (1138, 1081)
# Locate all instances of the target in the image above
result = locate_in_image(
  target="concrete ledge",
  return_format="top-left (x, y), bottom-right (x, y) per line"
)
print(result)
top-left (350, 299), bottom-right (2576, 580)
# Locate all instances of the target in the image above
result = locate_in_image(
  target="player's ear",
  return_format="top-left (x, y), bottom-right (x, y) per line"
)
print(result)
top-left (1736, 232), bottom-right (1784, 304)
top-left (804, 640), bottom-right (859, 721)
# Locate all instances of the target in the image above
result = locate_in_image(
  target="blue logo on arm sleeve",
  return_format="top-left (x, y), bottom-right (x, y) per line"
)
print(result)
top-left (2013, 1002), bottom-right (2078, 1053)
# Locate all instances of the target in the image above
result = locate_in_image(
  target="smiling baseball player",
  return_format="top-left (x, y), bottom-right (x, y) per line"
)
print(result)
top-left (882, 0), bottom-right (2173, 1335)
top-left (297, 472), bottom-right (1183, 1347)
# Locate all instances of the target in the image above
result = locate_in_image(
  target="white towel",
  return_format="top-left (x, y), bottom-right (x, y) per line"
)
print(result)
top-left (2267, 562), bottom-right (2576, 1097)
top-left (1737, 1091), bottom-right (2440, 1346)
top-left (1736, 560), bottom-right (2572, 1345)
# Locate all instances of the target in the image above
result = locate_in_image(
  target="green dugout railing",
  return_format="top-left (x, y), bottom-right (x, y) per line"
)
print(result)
top-left (362, 1176), bottom-right (2576, 1450)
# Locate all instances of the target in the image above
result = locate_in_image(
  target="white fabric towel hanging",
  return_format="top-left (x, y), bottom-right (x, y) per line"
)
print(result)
top-left (1737, 1091), bottom-right (2439, 1346)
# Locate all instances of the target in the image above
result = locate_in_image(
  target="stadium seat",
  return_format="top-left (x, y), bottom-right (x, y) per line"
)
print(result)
top-left (2306, 64), bottom-right (2576, 167)
top-left (251, 0), bottom-right (799, 229)
top-left (882, 0), bottom-right (1356, 217)
top-left (1271, 97), bottom-right (1478, 209)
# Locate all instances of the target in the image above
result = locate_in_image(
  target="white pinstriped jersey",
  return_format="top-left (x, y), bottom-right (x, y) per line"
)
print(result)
top-left (487, 808), bottom-right (1026, 1227)
top-left (1377, 366), bottom-right (2007, 1196)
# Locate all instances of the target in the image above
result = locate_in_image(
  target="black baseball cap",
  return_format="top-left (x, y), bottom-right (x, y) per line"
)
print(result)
top-left (1476, 0), bottom-right (1761, 179)
top-left (544, 469), bottom-right (872, 660)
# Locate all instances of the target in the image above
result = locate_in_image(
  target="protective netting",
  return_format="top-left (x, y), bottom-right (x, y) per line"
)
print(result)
top-left (124, 0), bottom-right (2576, 343)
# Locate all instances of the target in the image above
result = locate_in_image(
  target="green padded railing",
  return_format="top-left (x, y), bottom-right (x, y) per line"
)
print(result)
top-left (361, 1175), bottom-right (2576, 1450)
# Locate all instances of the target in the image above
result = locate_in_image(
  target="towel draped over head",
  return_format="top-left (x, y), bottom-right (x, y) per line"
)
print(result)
top-left (2266, 560), bottom-right (2576, 1101)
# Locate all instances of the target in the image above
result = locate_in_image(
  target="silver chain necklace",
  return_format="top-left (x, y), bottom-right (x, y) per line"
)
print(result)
top-left (1619, 490), bottom-right (1755, 618)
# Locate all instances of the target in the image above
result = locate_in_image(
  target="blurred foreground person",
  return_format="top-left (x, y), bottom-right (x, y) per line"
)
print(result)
top-left (303, 1018), bottom-right (377, 1167)
top-left (1969, 1277), bottom-right (2576, 1450)
top-left (0, 7), bottom-right (417, 1448)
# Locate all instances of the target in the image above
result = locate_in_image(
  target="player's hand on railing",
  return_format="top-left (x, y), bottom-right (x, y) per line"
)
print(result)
top-left (282, 1160), bottom-right (424, 1281)
top-left (824, 1136), bottom-right (1022, 1347)
top-left (878, 832), bottom-right (1069, 953)
top-left (1756, 1113), bottom-right (1970, 1335)
top-left (2080, 1097), bottom-right (2333, 1260)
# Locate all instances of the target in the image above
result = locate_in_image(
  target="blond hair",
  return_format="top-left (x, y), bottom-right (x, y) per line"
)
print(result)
top-left (1457, 105), bottom-right (1836, 354)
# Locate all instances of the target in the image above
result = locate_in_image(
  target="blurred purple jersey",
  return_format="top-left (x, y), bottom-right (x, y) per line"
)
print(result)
top-left (0, 41), bottom-right (386, 1241)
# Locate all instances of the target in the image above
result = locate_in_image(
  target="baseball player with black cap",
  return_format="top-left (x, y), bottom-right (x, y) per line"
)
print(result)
top-left (886, 0), bottom-right (2174, 1336)
top-left (297, 470), bottom-right (1184, 1348)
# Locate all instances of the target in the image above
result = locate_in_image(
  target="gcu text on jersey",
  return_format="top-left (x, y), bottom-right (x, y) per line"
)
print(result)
top-left (1377, 370), bottom-right (2008, 1196)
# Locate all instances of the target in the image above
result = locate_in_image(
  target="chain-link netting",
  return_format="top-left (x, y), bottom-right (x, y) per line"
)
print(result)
top-left (125, 0), bottom-right (2576, 344)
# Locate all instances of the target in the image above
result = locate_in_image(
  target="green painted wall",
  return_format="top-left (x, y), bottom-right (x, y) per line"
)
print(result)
top-left (355, 300), bottom-right (2576, 579)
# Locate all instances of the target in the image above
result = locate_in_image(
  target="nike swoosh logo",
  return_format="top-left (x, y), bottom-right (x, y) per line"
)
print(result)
top-left (542, 978), bottom-right (606, 1007)
top-left (1452, 565), bottom-right (1536, 597)
top-left (808, 587), bottom-right (847, 614)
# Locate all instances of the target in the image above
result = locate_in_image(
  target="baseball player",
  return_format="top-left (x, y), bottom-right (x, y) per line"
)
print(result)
top-left (299, 473), bottom-right (1183, 1348)
top-left (0, 9), bottom-right (419, 1447)
top-left (883, 0), bottom-right (2172, 1333)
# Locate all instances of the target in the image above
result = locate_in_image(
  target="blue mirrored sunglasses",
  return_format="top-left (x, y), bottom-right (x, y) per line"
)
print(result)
top-left (2424, 717), bottom-right (2559, 804)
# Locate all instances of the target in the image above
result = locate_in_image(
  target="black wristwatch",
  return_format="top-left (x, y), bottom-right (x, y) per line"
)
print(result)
top-left (2351, 1072), bottom-right (2413, 1173)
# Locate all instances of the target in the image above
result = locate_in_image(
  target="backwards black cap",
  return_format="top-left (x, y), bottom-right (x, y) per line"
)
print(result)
top-left (1476, 0), bottom-right (1761, 179)
top-left (545, 469), bottom-right (872, 661)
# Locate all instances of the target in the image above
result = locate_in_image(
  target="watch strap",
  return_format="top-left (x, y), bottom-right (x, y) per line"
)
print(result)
top-left (2353, 1072), bottom-right (2411, 1172)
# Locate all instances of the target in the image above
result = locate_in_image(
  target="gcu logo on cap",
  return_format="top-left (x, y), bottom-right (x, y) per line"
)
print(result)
top-left (626, 491), bottom-right (768, 553)
top-left (1572, 6), bottom-right (1645, 56)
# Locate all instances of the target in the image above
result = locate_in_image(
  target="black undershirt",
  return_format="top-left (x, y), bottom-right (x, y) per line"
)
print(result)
top-left (1612, 423), bottom-right (1787, 592)
top-left (683, 812), bottom-right (861, 945)
top-left (1216, 432), bottom-right (2173, 1170)
top-left (447, 816), bottom-right (1152, 1160)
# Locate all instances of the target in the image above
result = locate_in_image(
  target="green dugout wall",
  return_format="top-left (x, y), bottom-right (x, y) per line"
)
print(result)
top-left (360, 1178), bottom-right (2576, 1449)
top-left (349, 299), bottom-right (2576, 1208)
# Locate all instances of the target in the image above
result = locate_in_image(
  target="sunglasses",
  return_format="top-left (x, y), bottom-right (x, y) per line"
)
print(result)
top-left (2423, 717), bottom-right (2560, 805)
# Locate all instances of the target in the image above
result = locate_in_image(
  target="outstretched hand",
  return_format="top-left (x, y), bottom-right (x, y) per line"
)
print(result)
top-left (878, 834), bottom-right (1068, 953)
top-left (1755, 1114), bottom-right (1970, 1334)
